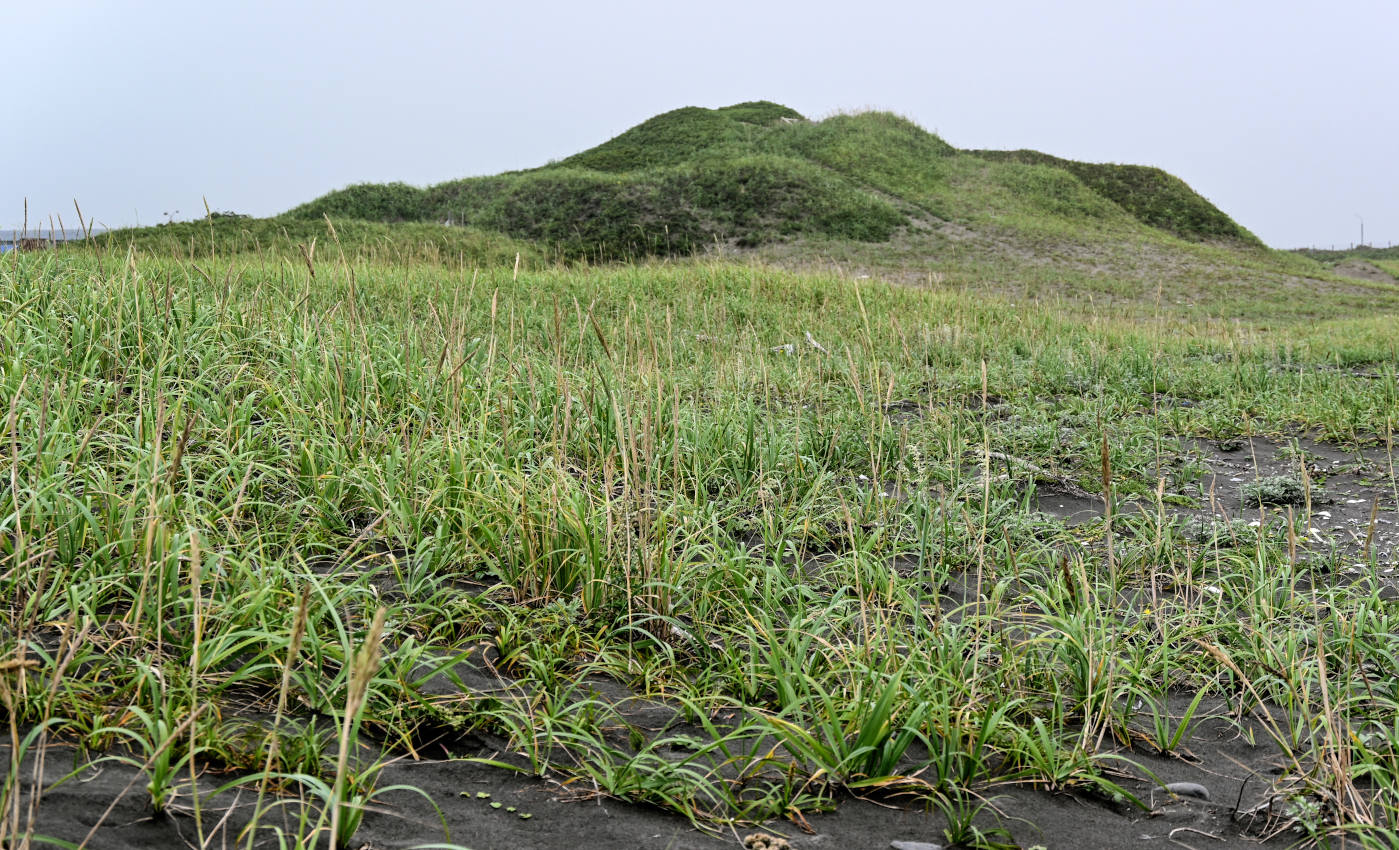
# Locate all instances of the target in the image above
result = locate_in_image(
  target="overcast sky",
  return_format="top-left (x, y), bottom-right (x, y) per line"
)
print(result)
top-left (6, 0), bottom-right (1395, 249)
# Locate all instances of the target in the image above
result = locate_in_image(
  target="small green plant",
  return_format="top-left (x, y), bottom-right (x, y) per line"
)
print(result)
top-left (1133, 687), bottom-right (1210, 755)
top-left (935, 793), bottom-right (1019, 850)
top-left (327, 606), bottom-right (386, 849)
top-left (753, 646), bottom-right (935, 794)
top-left (91, 681), bottom-right (202, 819)
top-left (1243, 474), bottom-right (1308, 507)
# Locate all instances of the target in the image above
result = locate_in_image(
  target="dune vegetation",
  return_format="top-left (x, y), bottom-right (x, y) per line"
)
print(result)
top-left (5, 104), bottom-right (1399, 849)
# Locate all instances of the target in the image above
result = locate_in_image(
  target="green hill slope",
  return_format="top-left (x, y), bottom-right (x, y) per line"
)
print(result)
top-left (968, 149), bottom-right (1261, 245)
top-left (88, 214), bottom-right (537, 267)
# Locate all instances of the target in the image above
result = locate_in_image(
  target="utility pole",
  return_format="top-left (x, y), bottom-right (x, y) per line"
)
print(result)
top-left (1357, 214), bottom-right (1365, 248)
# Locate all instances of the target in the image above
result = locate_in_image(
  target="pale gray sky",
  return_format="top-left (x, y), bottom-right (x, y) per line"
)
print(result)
top-left (6, 0), bottom-right (1395, 249)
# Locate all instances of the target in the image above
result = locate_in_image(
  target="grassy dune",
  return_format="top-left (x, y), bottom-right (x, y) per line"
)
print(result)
top-left (271, 102), bottom-right (1261, 263)
top-left (92, 103), bottom-right (1397, 328)
top-left (5, 235), bottom-right (1399, 847)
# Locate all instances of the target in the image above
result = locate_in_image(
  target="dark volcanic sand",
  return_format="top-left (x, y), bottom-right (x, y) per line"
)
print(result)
top-left (8, 432), bottom-right (1387, 849)
top-left (1033, 433), bottom-right (1399, 571)
top-left (4, 690), bottom-right (1306, 850)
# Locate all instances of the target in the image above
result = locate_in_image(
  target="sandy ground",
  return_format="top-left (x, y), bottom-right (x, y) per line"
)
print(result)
top-left (7, 433), bottom-right (1389, 850)
top-left (4, 727), bottom-right (1303, 849)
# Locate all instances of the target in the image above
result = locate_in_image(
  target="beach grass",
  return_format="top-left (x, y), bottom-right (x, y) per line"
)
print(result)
top-left (3, 237), bottom-right (1399, 847)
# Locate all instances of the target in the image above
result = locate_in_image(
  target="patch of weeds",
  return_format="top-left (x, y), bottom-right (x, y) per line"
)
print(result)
top-left (1187, 517), bottom-right (1265, 547)
top-left (935, 793), bottom-right (1020, 850)
top-left (1243, 474), bottom-right (1308, 507)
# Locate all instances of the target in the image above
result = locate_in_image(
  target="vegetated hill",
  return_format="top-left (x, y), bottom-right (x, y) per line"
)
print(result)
top-left (1287, 244), bottom-right (1399, 283)
top-left (1292, 244), bottom-right (1399, 264)
top-left (88, 100), bottom-right (1380, 320)
top-left (87, 213), bottom-right (538, 267)
top-left (1286, 244), bottom-right (1399, 284)
top-left (967, 149), bottom-right (1262, 245)
top-left (280, 101), bottom-right (1263, 260)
